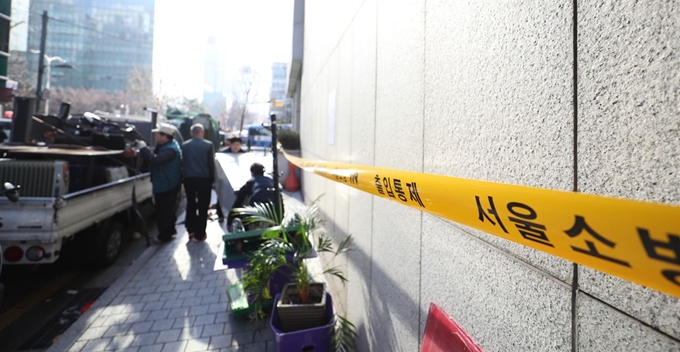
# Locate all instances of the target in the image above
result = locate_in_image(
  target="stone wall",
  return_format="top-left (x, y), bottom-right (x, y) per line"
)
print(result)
top-left (298, 1), bottom-right (680, 350)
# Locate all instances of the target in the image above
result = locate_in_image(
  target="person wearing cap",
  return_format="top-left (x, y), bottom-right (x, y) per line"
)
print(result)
top-left (136, 123), bottom-right (182, 244)
top-left (181, 123), bottom-right (215, 242)
top-left (229, 162), bottom-right (278, 223)
top-left (221, 136), bottom-right (246, 154)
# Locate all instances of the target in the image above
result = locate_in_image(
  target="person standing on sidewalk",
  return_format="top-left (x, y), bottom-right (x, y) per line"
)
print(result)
top-left (221, 136), bottom-right (246, 154)
top-left (213, 135), bottom-right (246, 222)
top-left (137, 123), bottom-right (182, 244)
top-left (182, 123), bottom-right (216, 242)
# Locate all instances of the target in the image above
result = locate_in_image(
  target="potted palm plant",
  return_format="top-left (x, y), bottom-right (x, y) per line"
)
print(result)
top-left (275, 229), bottom-right (351, 332)
top-left (226, 201), bottom-right (300, 318)
top-left (232, 196), bottom-right (357, 351)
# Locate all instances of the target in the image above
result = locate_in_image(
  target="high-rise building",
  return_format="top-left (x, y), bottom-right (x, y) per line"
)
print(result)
top-left (0, 0), bottom-right (11, 104)
top-left (286, 0), bottom-right (304, 131)
top-left (6, 0), bottom-right (32, 95)
top-left (270, 62), bottom-right (289, 121)
top-left (27, 0), bottom-right (154, 92)
top-left (0, 0), bottom-right (11, 89)
top-left (203, 36), bottom-right (227, 123)
top-left (9, 0), bottom-right (29, 52)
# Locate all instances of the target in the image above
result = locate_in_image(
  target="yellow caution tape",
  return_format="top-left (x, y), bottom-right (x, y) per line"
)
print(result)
top-left (282, 150), bottom-right (680, 299)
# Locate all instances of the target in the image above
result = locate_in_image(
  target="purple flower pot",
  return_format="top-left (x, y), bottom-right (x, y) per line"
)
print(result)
top-left (270, 293), bottom-right (335, 352)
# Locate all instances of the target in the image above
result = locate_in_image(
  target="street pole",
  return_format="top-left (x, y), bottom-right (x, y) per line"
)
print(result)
top-left (270, 113), bottom-right (283, 219)
top-left (35, 11), bottom-right (48, 112)
top-left (145, 107), bottom-right (158, 147)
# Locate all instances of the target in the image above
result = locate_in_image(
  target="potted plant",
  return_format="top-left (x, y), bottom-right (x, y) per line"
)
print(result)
top-left (275, 226), bottom-right (352, 332)
top-left (271, 210), bottom-right (356, 352)
top-left (233, 196), bottom-right (357, 351)
top-left (226, 201), bottom-right (298, 317)
top-left (277, 130), bottom-right (301, 150)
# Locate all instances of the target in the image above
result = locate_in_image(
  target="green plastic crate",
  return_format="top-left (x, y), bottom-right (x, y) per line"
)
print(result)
top-left (222, 225), bottom-right (303, 266)
top-left (227, 283), bottom-right (273, 316)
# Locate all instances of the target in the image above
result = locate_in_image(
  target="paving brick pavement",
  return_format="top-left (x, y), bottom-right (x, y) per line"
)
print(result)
top-left (49, 192), bottom-right (307, 352)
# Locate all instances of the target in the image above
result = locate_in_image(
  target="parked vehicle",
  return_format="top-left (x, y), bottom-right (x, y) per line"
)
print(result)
top-left (247, 125), bottom-right (272, 148)
top-left (0, 104), bottom-right (154, 268)
top-left (165, 109), bottom-right (220, 151)
top-left (0, 181), bottom-right (20, 308)
top-left (0, 153), bottom-right (152, 266)
top-left (0, 117), bottom-right (11, 142)
top-left (278, 123), bottom-right (293, 131)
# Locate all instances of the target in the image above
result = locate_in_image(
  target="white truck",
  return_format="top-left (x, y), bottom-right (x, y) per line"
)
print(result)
top-left (0, 181), bottom-right (20, 306)
top-left (0, 145), bottom-right (153, 267)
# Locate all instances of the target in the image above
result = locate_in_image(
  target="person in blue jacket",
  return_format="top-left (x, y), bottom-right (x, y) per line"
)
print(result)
top-left (136, 123), bottom-right (182, 244)
top-left (228, 163), bottom-right (279, 225)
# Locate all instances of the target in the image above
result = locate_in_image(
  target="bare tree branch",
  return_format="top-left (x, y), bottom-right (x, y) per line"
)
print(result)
top-left (229, 66), bottom-right (260, 135)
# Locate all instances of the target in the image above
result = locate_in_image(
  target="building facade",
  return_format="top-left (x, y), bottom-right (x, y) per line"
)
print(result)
top-left (27, 0), bottom-right (154, 92)
top-left (203, 36), bottom-right (227, 123)
top-left (286, 0), bottom-right (303, 132)
top-left (269, 62), bottom-right (289, 122)
top-left (296, 1), bottom-right (680, 351)
top-left (9, 0), bottom-right (28, 52)
top-left (0, 0), bottom-right (11, 89)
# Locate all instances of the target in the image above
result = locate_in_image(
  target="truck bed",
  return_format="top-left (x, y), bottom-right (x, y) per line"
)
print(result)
top-left (0, 173), bottom-right (152, 264)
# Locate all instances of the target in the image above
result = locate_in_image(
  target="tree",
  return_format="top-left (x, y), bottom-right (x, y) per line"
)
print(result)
top-left (173, 97), bottom-right (206, 114)
top-left (228, 66), bottom-right (259, 134)
top-left (213, 101), bottom-right (228, 128)
top-left (121, 66), bottom-right (159, 115)
top-left (203, 93), bottom-right (228, 127)
top-left (47, 67), bottom-right (179, 116)
top-left (49, 87), bottom-right (123, 114)
top-left (8, 57), bottom-right (203, 118)
top-left (7, 50), bottom-right (37, 98)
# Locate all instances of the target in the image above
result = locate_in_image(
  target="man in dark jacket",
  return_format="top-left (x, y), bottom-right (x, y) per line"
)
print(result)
top-left (181, 123), bottom-right (215, 242)
top-left (137, 123), bottom-right (182, 244)
top-left (229, 163), bottom-right (279, 223)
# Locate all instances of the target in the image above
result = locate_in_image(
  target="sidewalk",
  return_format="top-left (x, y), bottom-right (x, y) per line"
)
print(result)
top-left (49, 191), bottom-right (305, 352)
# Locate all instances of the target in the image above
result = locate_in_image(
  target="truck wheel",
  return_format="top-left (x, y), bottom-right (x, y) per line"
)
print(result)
top-left (95, 221), bottom-right (124, 267)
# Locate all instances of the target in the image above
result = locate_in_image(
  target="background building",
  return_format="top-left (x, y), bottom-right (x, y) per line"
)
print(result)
top-left (295, 1), bottom-right (680, 351)
top-left (0, 0), bottom-right (11, 89)
top-left (286, 0), bottom-right (303, 131)
top-left (27, 0), bottom-right (154, 92)
top-left (203, 36), bottom-right (227, 123)
top-left (269, 62), bottom-right (289, 122)
top-left (9, 0), bottom-right (27, 52)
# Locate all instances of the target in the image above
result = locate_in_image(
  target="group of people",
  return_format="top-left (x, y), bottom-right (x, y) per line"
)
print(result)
top-left (136, 122), bottom-right (275, 244)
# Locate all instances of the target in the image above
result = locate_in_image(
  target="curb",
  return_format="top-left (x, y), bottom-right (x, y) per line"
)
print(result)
top-left (47, 243), bottom-right (162, 352)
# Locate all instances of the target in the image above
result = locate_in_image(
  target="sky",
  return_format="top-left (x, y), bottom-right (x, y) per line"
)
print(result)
top-left (7, 0), bottom-right (293, 114)
top-left (153, 0), bottom-right (294, 109)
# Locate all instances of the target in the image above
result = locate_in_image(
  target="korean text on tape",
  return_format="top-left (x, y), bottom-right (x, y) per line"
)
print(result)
top-left (282, 150), bottom-right (680, 299)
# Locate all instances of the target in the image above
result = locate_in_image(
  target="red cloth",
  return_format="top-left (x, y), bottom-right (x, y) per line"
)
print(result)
top-left (421, 303), bottom-right (483, 352)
